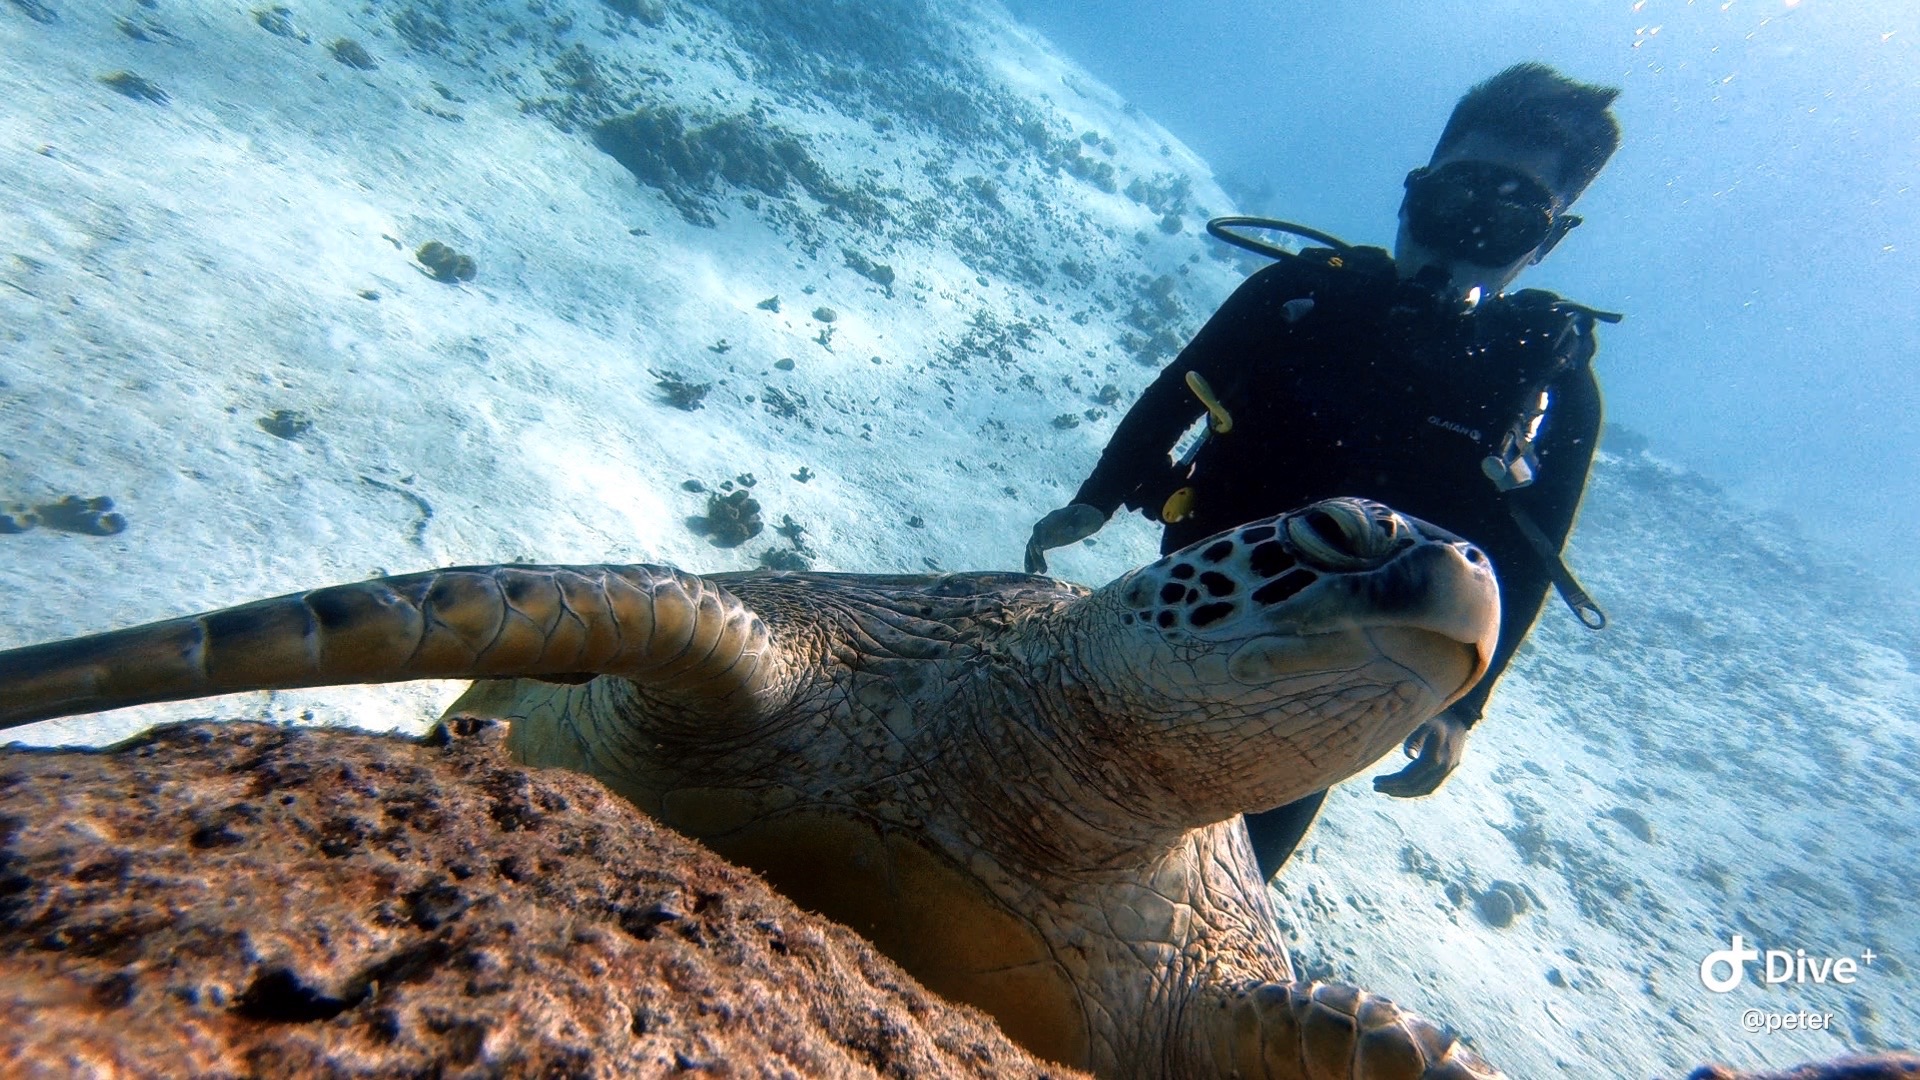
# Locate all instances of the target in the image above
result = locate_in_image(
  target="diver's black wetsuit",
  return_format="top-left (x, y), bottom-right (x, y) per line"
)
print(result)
top-left (1071, 246), bottom-right (1605, 878)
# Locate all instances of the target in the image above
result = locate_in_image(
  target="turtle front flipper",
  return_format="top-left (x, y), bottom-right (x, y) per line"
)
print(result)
top-left (1196, 979), bottom-right (1502, 1080)
top-left (0, 565), bottom-right (788, 732)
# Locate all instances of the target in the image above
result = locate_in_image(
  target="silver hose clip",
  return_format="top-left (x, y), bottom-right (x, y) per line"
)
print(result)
top-left (1483, 389), bottom-right (1550, 492)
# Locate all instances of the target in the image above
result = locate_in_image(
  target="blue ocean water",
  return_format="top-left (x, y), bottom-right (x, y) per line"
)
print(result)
top-left (1005, 0), bottom-right (1920, 588)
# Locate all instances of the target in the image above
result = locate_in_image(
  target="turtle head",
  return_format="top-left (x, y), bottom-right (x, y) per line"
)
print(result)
top-left (1071, 498), bottom-right (1499, 822)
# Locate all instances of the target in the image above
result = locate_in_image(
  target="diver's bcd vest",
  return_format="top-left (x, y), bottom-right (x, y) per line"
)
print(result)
top-left (1178, 245), bottom-right (1599, 482)
top-left (1163, 238), bottom-right (1614, 627)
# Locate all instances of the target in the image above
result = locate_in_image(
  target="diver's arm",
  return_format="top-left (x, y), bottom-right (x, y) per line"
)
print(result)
top-left (1069, 363), bottom-right (1205, 516)
top-left (1070, 266), bottom-right (1293, 516)
top-left (1028, 354), bottom-right (1208, 572)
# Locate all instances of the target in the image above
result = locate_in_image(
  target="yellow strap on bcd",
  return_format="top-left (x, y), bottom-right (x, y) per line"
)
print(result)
top-left (1184, 371), bottom-right (1233, 434)
top-left (1160, 486), bottom-right (1198, 523)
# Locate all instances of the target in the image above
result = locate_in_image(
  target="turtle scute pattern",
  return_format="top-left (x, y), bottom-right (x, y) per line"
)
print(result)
top-left (1206, 980), bottom-right (1499, 1079)
top-left (0, 498), bottom-right (1503, 1080)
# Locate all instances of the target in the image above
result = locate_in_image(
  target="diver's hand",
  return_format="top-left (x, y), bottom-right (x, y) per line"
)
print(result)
top-left (1024, 503), bottom-right (1107, 574)
top-left (1372, 707), bottom-right (1473, 797)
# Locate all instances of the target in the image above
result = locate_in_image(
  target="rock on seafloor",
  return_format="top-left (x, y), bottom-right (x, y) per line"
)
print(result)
top-left (0, 720), bottom-right (1082, 1079)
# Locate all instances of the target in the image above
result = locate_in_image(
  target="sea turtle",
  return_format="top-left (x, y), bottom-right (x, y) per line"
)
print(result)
top-left (0, 497), bottom-right (1502, 1079)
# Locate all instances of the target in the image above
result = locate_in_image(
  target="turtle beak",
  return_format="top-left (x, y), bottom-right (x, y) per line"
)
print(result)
top-left (1359, 518), bottom-right (1500, 709)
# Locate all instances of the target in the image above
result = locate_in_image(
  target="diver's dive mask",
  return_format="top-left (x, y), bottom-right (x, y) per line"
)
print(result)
top-left (1402, 161), bottom-right (1576, 268)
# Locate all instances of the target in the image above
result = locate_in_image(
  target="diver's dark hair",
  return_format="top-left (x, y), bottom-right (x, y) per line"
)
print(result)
top-left (1434, 62), bottom-right (1621, 200)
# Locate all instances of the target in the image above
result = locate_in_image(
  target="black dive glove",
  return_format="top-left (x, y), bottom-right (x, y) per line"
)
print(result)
top-left (1372, 704), bottom-right (1474, 797)
top-left (1023, 504), bottom-right (1107, 574)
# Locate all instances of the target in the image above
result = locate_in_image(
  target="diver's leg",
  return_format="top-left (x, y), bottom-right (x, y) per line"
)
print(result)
top-left (1243, 789), bottom-right (1330, 882)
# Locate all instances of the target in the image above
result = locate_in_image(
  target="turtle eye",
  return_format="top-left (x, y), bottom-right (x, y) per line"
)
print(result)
top-left (1284, 500), bottom-right (1402, 571)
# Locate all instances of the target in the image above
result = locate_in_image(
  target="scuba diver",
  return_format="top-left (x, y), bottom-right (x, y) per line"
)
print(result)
top-left (1024, 63), bottom-right (1623, 881)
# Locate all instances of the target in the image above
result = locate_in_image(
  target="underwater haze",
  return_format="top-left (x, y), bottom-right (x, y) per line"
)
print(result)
top-left (1007, 0), bottom-right (1920, 589)
top-left (0, 0), bottom-right (1916, 1076)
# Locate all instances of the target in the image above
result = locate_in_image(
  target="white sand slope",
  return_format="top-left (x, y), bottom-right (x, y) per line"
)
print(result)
top-left (0, 1), bottom-right (1913, 1076)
